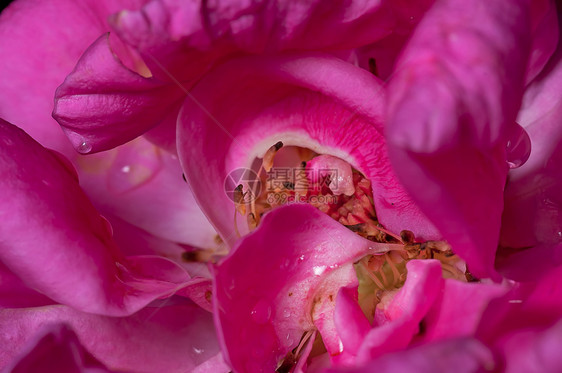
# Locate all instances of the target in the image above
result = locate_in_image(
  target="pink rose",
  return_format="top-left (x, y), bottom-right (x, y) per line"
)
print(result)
top-left (0, 0), bottom-right (561, 371)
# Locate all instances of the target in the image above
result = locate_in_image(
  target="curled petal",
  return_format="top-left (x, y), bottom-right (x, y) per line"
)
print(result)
top-left (213, 204), bottom-right (396, 372)
top-left (0, 120), bottom-right (204, 315)
top-left (53, 34), bottom-right (184, 154)
top-left (178, 54), bottom-right (439, 246)
top-left (326, 338), bottom-right (495, 373)
top-left (2, 324), bottom-right (114, 373)
top-left (356, 260), bottom-right (443, 363)
top-left (0, 302), bottom-right (219, 372)
top-left (0, 0), bottom-right (147, 156)
top-left (422, 280), bottom-right (508, 342)
top-left (501, 17), bottom-right (562, 251)
top-left (386, 0), bottom-right (532, 279)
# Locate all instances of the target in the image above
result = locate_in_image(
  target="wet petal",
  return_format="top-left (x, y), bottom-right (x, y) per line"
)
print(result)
top-left (0, 0), bottom-right (147, 157)
top-left (213, 204), bottom-right (396, 372)
top-left (356, 260), bottom-right (443, 363)
top-left (0, 120), bottom-right (204, 315)
top-left (422, 280), bottom-right (508, 341)
top-left (326, 338), bottom-right (495, 373)
top-left (386, 0), bottom-right (533, 279)
top-left (178, 54), bottom-right (439, 246)
top-left (2, 324), bottom-right (114, 373)
top-left (0, 302), bottom-right (219, 372)
top-left (77, 136), bottom-right (218, 250)
top-left (53, 34), bottom-right (184, 154)
top-left (501, 15), bottom-right (562, 251)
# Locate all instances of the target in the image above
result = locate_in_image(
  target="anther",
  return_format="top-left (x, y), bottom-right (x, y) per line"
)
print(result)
top-left (400, 230), bottom-right (415, 244)
top-left (247, 212), bottom-right (257, 230)
top-left (263, 141), bottom-right (284, 172)
top-left (233, 184), bottom-right (246, 215)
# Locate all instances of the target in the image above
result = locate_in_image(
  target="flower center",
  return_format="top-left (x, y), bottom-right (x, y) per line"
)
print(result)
top-left (234, 142), bottom-right (399, 243)
top-left (355, 240), bottom-right (470, 323)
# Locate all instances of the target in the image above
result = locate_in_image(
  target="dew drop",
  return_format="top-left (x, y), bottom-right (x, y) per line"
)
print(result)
top-left (192, 347), bottom-right (204, 355)
top-left (506, 123), bottom-right (531, 169)
top-left (283, 308), bottom-right (292, 318)
top-left (250, 299), bottom-right (272, 324)
top-left (77, 139), bottom-right (92, 154)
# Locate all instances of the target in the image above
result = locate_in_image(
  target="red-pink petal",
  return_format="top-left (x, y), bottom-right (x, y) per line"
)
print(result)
top-left (0, 302), bottom-right (219, 372)
top-left (53, 34), bottom-right (184, 154)
top-left (0, 120), bottom-right (204, 315)
top-left (326, 338), bottom-right (495, 373)
top-left (386, 0), bottom-right (533, 279)
top-left (3, 324), bottom-right (114, 373)
top-left (178, 54), bottom-right (439, 247)
top-left (356, 260), bottom-right (443, 363)
top-left (213, 204), bottom-right (395, 372)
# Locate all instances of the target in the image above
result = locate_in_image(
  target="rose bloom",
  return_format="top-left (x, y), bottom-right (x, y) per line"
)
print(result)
top-left (0, 0), bottom-right (561, 372)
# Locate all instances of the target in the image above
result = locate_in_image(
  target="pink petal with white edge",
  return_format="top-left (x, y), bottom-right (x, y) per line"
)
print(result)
top-left (2, 324), bottom-right (114, 373)
top-left (53, 34), bottom-right (185, 154)
top-left (0, 120), bottom-right (204, 316)
top-left (178, 53), bottom-right (439, 246)
top-left (0, 302), bottom-right (220, 373)
top-left (386, 0), bottom-right (532, 280)
top-left (326, 338), bottom-right (495, 373)
top-left (213, 204), bottom-right (399, 372)
top-left (356, 260), bottom-right (443, 363)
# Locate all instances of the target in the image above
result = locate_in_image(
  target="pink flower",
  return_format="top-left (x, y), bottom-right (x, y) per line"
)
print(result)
top-left (1, 0), bottom-right (561, 371)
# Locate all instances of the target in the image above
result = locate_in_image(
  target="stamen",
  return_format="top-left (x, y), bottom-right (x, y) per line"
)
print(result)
top-left (378, 263), bottom-right (389, 287)
top-left (233, 184), bottom-right (246, 215)
top-left (294, 330), bottom-right (314, 358)
top-left (361, 260), bottom-right (385, 289)
top-left (263, 141), bottom-right (284, 172)
top-left (247, 212), bottom-right (258, 230)
top-left (385, 253), bottom-right (402, 287)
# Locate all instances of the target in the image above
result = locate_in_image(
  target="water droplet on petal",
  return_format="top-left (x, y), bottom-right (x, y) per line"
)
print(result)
top-left (76, 139), bottom-right (92, 154)
top-left (506, 123), bottom-right (531, 169)
top-left (107, 140), bottom-right (162, 193)
top-left (192, 347), bottom-right (204, 355)
top-left (251, 299), bottom-right (272, 324)
top-left (283, 308), bottom-right (291, 318)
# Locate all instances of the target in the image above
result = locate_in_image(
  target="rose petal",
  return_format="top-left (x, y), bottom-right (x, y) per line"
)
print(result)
top-left (53, 34), bottom-right (184, 154)
top-left (0, 302), bottom-right (219, 373)
top-left (421, 279), bottom-right (508, 342)
top-left (213, 204), bottom-right (397, 372)
top-left (356, 260), bottom-right (443, 363)
top-left (2, 324), bottom-right (114, 373)
top-left (386, 0), bottom-right (532, 279)
top-left (0, 120), bottom-right (204, 315)
top-left (326, 338), bottom-right (495, 373)
top-left (501, 13), bottom-right (562, 251)
top-left (0, 0), bottom-right (146, 157)
top-left (177, 54), bottom-right (439, 246)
